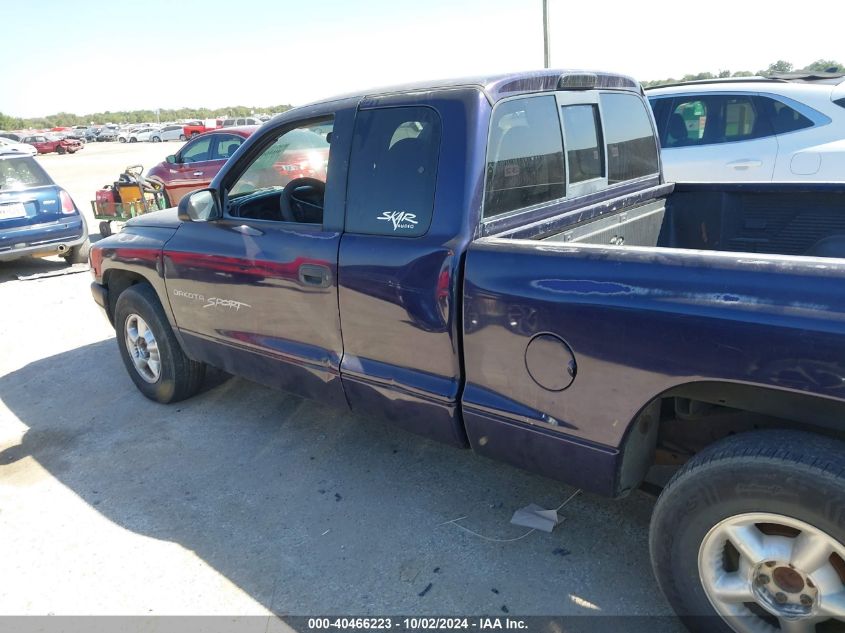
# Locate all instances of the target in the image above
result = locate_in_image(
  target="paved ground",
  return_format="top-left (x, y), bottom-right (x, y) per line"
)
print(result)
top-left (0, 143), bottom-right (684, 630)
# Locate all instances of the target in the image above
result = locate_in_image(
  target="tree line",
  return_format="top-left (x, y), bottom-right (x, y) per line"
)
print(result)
top-left (0, 104), bottom-right (293, 131)
top-left (641, 59), bottom-right (845, 88)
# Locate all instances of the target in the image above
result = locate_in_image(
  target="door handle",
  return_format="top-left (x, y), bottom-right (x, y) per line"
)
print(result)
top-left (192, 171), bottom-right (203, 177)
top-left (298, 263), bottom-right (331, 288)
top-left (727, 159), bottom-right (762, 170)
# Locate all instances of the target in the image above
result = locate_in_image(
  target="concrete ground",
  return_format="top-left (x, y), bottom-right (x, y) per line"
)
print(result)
top-left (0, 143), bottom-right (684, 630)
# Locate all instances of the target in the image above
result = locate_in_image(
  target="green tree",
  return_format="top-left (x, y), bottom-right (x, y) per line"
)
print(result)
top-left (763, 60), bottom-right (794, 75)
top-left (802, 59), bottom-right (845, 73)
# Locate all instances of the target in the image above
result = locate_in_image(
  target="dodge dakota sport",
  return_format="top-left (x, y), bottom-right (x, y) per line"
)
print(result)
top-left (89, 69), bottom-right (845, 633)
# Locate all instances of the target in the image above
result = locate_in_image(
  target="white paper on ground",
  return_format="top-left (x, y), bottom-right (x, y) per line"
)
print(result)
top-left (510, 503), bottom-right (562, 533)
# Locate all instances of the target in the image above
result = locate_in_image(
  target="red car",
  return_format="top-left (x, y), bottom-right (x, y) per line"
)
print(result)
top-left (146, 126), bottom-right (258, 206)
top-left (22, 134), bottom-right (83, 155)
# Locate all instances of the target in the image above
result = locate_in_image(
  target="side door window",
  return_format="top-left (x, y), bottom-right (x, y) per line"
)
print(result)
top-left (660, 94), bottom-right (778, 181)
top-left (212, 134), bottom-right (245, 161)
top-left (179, 136), bottom-right (213, 163)
top-left (345, 106), bottom-right (441, 235)
top-left (227, 120), bottom-right (331, 223)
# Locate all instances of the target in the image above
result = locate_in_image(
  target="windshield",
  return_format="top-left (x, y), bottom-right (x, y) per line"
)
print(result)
top-left (0, 157), bottom-right (53, 190)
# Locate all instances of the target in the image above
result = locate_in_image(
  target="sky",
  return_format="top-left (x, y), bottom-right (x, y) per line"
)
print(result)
top-left (1, 0), bottom-right (842, 118)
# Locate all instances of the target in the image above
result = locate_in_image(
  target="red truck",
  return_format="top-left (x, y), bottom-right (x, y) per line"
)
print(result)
top-left (181, 119), bottom-right (221, 139)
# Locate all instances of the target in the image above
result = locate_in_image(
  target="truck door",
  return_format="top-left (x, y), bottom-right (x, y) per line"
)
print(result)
top-left (162, 112), bottom-right (349, 408)
top-left (337, 98), bottom-right (476, 448)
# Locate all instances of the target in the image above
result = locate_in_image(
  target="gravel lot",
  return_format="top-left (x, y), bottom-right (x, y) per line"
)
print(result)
top-left (0, 142), bottom-right (684, 630)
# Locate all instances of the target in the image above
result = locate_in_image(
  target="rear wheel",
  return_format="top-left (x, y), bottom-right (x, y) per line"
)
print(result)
top-left (190, 132), bottom-right (199, 138)
top-left (119, 137), bottom-right (126, 143)
top-left (179, 134), bottom-right (187, 141)
top-left (114, 284), bottom-right (205, 403)
top-left (56, 145), bottom-right (66, 154)
top-left (152, 136), bottom-right (161, 143)
top-left (651, 430), bottom-right (845, 633)
top-left (99, 221), bottom-right (112, 237)
top-left (129, 137), bottom-right (137, 143)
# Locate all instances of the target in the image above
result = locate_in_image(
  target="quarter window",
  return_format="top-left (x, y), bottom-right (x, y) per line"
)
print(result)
top-left (600, 93), bottom-right (659, 184)
top-left (484, 96), bottom-right (565, 218)
top-left (561, 104), bottom-right (603, 183)
top-left (763, 97), bottom-right (814, 134)
top-left (345, 106), bottom-right (441, 237)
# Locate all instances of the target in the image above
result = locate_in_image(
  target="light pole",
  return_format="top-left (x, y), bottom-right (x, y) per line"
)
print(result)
top-left (543, 0), bottom-right (550, 68)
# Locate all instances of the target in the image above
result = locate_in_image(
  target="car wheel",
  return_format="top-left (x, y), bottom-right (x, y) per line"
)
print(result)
top-left (190, 132), bottom-right (199, 138)
top-left (152, 136), bottom-right (161, 143)
top-left (114, 284), bottom-right (206, 403)
top-left (651, 430), bottom-right (845, 633)
top-left (179, 134), bottom-right (187, 141)
top-left (56, 145), bottom-right (66, 154)
top-left (129, 137), bottom-right (137, 143)
top-left (99, 221), bottom-right (112, 238)
top-left (63, 238), bottom-right (90, 265)
top-left (119, 137), bottom-right (126, 143)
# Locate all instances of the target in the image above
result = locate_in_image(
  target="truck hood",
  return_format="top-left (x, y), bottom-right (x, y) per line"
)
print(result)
top-left (125, 208), bottom-right (182, 229)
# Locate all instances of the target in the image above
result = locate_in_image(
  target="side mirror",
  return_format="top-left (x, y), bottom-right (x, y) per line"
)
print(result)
top-left (178, 189), bottom-right (220, 222)
top-left (165, 154), bottom-right (178, 164)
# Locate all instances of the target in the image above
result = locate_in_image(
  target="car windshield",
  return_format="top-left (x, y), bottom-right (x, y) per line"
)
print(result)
top-left (0, 157), bottom-right (53, 190)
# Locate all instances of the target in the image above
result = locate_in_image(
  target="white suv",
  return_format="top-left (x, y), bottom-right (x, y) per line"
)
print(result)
top-left (647, 74), bottom-right (845, 182)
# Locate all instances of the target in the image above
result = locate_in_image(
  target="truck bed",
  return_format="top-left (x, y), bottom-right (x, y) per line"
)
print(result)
top-left (462, 181), bottom-right (845, 496)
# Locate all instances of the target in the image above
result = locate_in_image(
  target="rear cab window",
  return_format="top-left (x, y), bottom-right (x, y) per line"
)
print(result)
top-left (482, 88), bottom-right (659, 220)
top-left (345, 106), bottom-right (441, 237)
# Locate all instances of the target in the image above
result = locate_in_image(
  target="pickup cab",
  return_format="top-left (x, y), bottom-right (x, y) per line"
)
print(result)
top-left (89, 69), bottom-right (845, 632)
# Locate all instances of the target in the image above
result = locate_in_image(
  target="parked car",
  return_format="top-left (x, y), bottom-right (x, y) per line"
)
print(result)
top-left (648, 73), bottom-right (845, 181)
top-left (95, 127), bottom-right (119, 142)
top-left (21, 134), bottom-right (83, 154)
top-left (0, 132), bottom-right (25, 142)
top-left (145, 126), bottom-right (257, 205)
top-left (92, 69), bottom-right (845, 633)
top-left (0, 137), bottom-right (37, 157)
top-left (220, 116), bottom-right (262, 127)
top-left (118, 127), bottom-right (160, 143)
top-left (182, 120), bottom-right (219, 138)
top-left (0, 154), bottom-right (89, 262)
top-left (151, 124), bottom-right (187, 142)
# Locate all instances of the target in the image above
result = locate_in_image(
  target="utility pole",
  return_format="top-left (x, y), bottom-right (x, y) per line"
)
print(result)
top-left (543, 0), bottom-right (550, 68)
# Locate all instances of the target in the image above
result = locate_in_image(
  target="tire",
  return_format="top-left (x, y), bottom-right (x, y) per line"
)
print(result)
top-left (114, 284), bottom-right (205, 403)
top-left (129, 137), bottom-right (137, 143)
top-left (179, 134), bottom-right (187, 141)
top-left (152, 136), bottom-right (161, 143)
top-left (56, 145), bottom-right (66, 154)
top-left (63, 238), bottom-right (90, 264)
top-left (190, 132), bottom-right (199, 138)
top-left (99, 221), bottom-right (112, 238)
top-left (119, 137), bottom-right (127, 143)
top-left (650, 430), bottom-right (845, 633)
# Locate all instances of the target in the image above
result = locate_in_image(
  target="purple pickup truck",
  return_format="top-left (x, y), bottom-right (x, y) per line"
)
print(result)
top-left (89, 69), bottom-right (845, 632)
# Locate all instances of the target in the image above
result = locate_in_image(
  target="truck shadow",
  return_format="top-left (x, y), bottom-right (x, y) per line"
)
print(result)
top-left (0, 340), bottom-right (678, 624)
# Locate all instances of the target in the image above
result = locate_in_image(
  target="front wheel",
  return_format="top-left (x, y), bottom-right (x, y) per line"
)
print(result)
top-left (56, 145), bottom-right (66, 154)
top-left (114, 284), bottom-right (205, 403)
top-left (152, 136), bottom-right (161, 143)
top-left (651, 430), bottom-right (845, 633)
top-left (179, 134), bottom-right (187, 141)
top-left (119, 137), bottom-right (127, 143)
